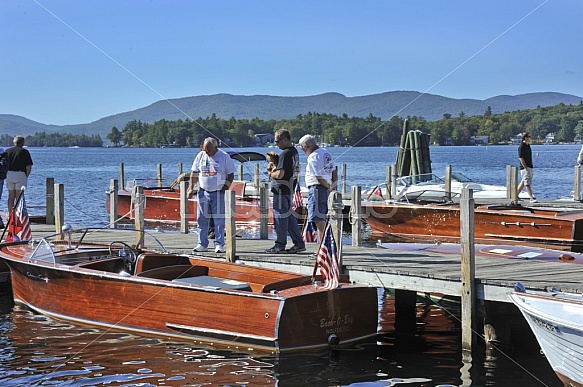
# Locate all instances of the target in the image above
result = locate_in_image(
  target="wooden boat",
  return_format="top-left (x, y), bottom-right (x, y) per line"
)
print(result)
top-left (510, 283), bottom-right (583, 386)
top-left (362, 195), bottom-right (583, 252)
top-left (106, 151), bottom-right (274, 226)
top-left (0, 227), bottom-right (378, 353)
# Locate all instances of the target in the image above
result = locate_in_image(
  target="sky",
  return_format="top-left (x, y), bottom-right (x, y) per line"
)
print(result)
top-left (1, 0), bottom-right (582, 126)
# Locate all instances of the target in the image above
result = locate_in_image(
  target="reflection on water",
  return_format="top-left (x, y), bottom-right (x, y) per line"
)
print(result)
top-left (0, 288), bottom-right (563, 386)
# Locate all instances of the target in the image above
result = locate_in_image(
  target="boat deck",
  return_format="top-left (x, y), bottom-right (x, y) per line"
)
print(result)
top-left (26, 222), bottom-right (583, 304)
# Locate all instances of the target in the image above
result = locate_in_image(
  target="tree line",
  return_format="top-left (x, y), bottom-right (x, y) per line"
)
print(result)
top-left (3, 101), bottom-right (583, 148)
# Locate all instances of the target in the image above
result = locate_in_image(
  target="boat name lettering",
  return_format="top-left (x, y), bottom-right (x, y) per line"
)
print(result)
top-left (532, 316), bottom-right (561, 335)
top-left (320, 315), bottom-right (354, 328)
top-left (26, 272), bottom-right (49, 283)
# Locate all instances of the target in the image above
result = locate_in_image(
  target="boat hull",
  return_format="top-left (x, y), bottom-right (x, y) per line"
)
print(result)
top-left (107, 188), bottom-right (274, 226)
top-left (510, 291), bottom-right (583, 386)
top-left (362, 202), bottom-right (583, 251)
top-left (0, 240), bottom-right (377, 353)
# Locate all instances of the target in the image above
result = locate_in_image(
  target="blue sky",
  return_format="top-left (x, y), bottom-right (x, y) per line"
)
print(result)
top-left (1, 0), bottom-right (582, 125)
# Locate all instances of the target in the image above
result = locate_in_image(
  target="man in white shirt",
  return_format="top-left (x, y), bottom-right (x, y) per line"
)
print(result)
top-left (187, 138), bottom-right (235, 253)
top-left (298, 134), bottom-right (337, 242)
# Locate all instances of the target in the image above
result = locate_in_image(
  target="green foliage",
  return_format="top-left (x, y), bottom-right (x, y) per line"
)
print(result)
top-left (1, 133), bottom-right (103, 147)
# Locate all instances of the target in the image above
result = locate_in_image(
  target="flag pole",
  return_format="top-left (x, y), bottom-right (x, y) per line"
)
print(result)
top-left (1, 186), bottom-right (25, 242)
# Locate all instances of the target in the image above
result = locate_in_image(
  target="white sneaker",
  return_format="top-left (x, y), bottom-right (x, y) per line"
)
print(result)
top-left (530, 198), bottom-right (537, 203)
top-left (192, 245), bottom-right (208, 253)
top-left (215, 245), bottom-right (225, 253)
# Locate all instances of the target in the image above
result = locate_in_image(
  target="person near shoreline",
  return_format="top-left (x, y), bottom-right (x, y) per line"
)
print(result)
top-left (266, 129), bottom-right (305, 254)
top-left (5, 136), bottom-right (33, 215)
top-left (298, 134), bottom-right (337, 242)
top-left (187, 137), bottom-right (235, 254)
top-left (517, 131), bottom-right (536, 203)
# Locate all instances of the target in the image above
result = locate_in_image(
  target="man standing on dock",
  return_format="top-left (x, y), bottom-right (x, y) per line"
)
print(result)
top-left (517, 131), bottom-right (536, 203)
top-left (299, 134), bottom-right (337, 242)
top-left (5, 136), bottom-right (33, 215)
top-left (266, 129), bottom-right (305, 254)
top-left (187, 137), bottom-right (235, 254)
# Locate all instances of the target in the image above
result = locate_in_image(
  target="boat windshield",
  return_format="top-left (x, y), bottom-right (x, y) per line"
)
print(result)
top-left (397, 174), bottom-right (444, 187)
top-left (28, 227), bottom-right (168, 264)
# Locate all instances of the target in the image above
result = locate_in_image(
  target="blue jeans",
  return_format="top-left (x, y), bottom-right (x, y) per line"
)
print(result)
top-left (196, 189), bottom-right (225, 248)
top-left (272, 191), bottom-right (304, 249)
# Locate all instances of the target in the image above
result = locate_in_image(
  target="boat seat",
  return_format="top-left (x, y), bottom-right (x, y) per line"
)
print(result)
top-left (134, 253), bottom-right (192, 274)
top-left (172, 275), bottom-right (252, 291)
top-left (136, 264), bottom-right (208, 280)
top-left (230, 181), bottom-right (246, 198)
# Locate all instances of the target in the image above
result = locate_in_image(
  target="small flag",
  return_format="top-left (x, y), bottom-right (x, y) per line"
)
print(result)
top-left (302, 221), bottom-right (318, 243)
top-left (6, 194), bottom-right (32, 242)
top-left (292, 181), bottom-right (303, 210)
top-left (366, 185), bottom-right (383, 200)
top-left (316, 224), bottom-right (340, 290)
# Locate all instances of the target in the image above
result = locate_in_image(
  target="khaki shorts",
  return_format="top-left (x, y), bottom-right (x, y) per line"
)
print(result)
top-left (5, 171), bottom-right (28, 191)
top-left (520, 167), bottom-right (533, 186)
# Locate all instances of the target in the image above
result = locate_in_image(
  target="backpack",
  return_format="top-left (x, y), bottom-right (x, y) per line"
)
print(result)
top-left (0, 152), bottom-right (8, 179)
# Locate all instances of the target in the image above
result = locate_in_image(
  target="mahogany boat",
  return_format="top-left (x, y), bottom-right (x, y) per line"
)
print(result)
top-left (362, 195), bottom-right (583, 252)
top-left (0, 227), bottom-right (378, 353)
top-left (106, 151), bottom-right (275, 226)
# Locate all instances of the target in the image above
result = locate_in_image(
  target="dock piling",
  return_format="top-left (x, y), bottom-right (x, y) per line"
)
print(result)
top-left (259, 182), bottom-right (269, 239)
top-left (225, 190), bottom-right (237, 262)
top-left (351, 186), bottom-right (362, 247)
top-left (575, 165), bottom-right (582, 201)
top-left (180, 181), bottom-right (189, 234)
top-left (45, 177), bottom-right (55, 225)
top-left (133, 186), bottom-right (145, 248)
top-left (109, 179), bottom-right (119, 229)
top-left (460, 188), bottom-right (476, 352)
top-left (54, 183), bottom-right (64, 236)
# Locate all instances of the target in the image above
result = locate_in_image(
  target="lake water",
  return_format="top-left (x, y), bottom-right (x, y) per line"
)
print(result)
top-left (0, 144), bottom-right (576, 386)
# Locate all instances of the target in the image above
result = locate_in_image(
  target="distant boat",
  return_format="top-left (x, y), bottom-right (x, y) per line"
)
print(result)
top-left (68, 145), bottom-right (79, 148)
top-left (510, 283), bottom-right (583, 385)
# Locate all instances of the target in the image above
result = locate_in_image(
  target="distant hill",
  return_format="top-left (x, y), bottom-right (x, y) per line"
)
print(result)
top-left (2, 91), bottom-right (582, 139)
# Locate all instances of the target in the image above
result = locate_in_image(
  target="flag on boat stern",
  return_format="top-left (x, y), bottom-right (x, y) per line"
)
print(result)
top-left (292, 181), bottom-right (303, 210)
top-left (316, 224), bottom-right (340, 289)
top-left (6, 193), bottom-right (32, 242)
top-left (302, 221), bottom-right (318, 243)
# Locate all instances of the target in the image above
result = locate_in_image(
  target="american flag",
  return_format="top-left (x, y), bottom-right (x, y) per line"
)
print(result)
top-left (292, 180), bottom-right (303, 210)
top-left (316, 224), bottom-right (339, 290)
top-left (6, 193), bottom-right (32, 242)
top-left (302, 221), bottom-right (318, 243)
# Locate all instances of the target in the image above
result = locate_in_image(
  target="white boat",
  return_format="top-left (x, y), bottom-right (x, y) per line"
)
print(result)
top-left (509, 283), bottom-right (583, 386)
top-left (366, 172), bottom-right (529, 200)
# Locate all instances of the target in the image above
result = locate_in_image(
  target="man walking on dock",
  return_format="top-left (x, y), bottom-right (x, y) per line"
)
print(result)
top-left (517, 131), bottom-right (536, 203)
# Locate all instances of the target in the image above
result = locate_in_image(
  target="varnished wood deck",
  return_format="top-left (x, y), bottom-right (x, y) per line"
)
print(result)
top-left (27, 222), bottom-right (583, 304)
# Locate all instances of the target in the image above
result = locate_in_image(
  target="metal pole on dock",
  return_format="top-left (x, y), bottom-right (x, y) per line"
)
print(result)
top-left (574, 165), bottom-right (582, 201)
top-left (179, 181), bottom-right (189, 234)
top-left (109, 179), bottom-right (119, 229)
top-left (259, 182), bottom-right (269, 239)
top-left (54, 183), bottom-right (64, 236)
top-left (351, 186), bottom-right (362, 247)
top-left (225, 190), bottom-right (236, 262)
top-left (45, 177), bottom-right (55, 225)
top-left (460, 188), bottom-right (476, 352)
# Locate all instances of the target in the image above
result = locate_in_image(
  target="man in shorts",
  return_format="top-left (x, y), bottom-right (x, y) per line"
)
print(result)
top-left (5, 136), bottom-right (33, 214)
top-left (517, 131), bottom-right (536, 203)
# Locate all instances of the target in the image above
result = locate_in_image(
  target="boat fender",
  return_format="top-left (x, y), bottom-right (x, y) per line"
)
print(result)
top-left (328, 334), bottom-right (340, 347)
top-left (559, 253), bottom-right (575, 261)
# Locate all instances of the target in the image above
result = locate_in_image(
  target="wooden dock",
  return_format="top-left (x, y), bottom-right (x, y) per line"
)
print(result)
top-left (29, 222), bottom-right (583, 304)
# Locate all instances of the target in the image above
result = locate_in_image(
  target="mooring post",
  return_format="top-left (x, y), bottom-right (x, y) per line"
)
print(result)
top-left (574, 165), bottom-right (582, 201)
top-left (254, 164), bottom-right (260, 192)
top-left (109, 179), bottom-right (119, 229)
top-left (460, 188), bottom-right (476, 353)
top-left (444, 165), bottom-right (452, 200)
top-left (330, 191), bottom-right (344, 271)
top-left (54, 183), bottom-right (64, 236)
top-left (179, 180), bottom-right (189, 234)
top-left (157, 164), bottom-right (163, 187)
top-left (45, 177), bottom-right (55, 225)
top-left (177, 162), bottom-right (183, 176)
top-left (133, 186), bottom-right (145, 248)
top-left (225, 190), bottom-right (236, 262)
top-left (259, 182), bottom-right (269, 239)
top-left (351, 186), bottom-right (362, 247)
top-left (510, 166), bottom-right (518, 204)
top-left (119, 163), bottom-right (125, 191)
top-left (341, 164), bottom-right (347, 194)
top-left (238, 164), bottom-right (244, 181)
top-left (390, 164), bottom-right (397, 199)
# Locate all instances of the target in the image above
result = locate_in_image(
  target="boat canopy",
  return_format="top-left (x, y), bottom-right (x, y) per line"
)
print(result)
top-left (227, 151), bottom-right (267, 163)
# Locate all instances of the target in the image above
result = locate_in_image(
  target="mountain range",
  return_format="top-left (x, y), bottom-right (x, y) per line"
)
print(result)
top-left (2, 91), bottom-right (582, 139)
